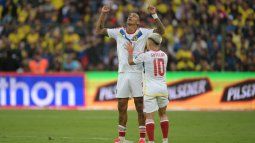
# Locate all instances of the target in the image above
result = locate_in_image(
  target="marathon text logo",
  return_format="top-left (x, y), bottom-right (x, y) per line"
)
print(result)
top-left (222, 79), bottom-right (255, 102)
top-left (0, 74), bottom-right (85, 107)
top-left (95, 81), bottom-right (117, 101)
top-left (168, 78), bottom-right (212, 100)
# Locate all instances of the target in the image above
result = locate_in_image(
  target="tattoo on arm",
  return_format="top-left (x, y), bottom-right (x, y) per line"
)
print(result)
top-left (96, 13), bottom-right (107, 35)
top-left (99, 14), bottom-right (105, 29)
top-left (154, 18), bottom-right (165, 35)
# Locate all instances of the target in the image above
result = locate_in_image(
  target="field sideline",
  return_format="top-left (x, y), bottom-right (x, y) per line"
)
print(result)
top-left (0, 110), bottom-right (254, 143)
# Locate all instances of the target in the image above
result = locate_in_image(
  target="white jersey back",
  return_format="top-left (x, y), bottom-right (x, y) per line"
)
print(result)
top-left (134, 50), bottom-right (168, 97)
top-left (107, 27), bottom-right (153, 73)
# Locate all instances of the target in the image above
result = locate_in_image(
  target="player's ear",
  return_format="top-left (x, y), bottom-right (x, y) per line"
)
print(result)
top-left (145, 45), bottom-right (148, 51)
top-left (136, 18), bottom-right (140, 26)
top-left (136, 20), bottom-right (140, 26)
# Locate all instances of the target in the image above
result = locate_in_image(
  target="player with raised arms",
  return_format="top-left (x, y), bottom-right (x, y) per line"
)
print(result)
top-left (126, 33), bottom-right (169, 143)
top-left (95, 2), bottom-right (165, 143)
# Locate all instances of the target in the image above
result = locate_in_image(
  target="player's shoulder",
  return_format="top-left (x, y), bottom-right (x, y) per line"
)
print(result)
top-left (136, 51), bottom-right (149, 58)
top-left (139, 27), bottom-right (153, 32)
top-left (117, 27), bottom-right (124, 30)
top-left (143, 50), bottom-right (154, 57)
top-left (160, 50), bottom-right (167, 55)
top-left (160, 50), bottom-right (168, 59)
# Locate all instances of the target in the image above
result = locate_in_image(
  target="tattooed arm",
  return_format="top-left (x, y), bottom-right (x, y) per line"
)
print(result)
top-left (95, 6), bottom-right (110, 35)
top-left (148, 6), bottom-right (165, 35)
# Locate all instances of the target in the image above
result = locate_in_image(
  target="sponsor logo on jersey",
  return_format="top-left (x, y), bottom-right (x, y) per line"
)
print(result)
top-left (167, 78), bottom-right (212, 100)
top-left (221, 79), bottom-right (255, 102)
top-left (95, 81), bottom-right (117, 101)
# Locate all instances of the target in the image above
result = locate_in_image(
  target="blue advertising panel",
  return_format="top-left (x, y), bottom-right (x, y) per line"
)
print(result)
top-left (0, 73), bottom-right (85, 108)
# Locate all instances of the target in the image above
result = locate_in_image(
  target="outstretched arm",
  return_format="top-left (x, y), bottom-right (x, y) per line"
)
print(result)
top-left (95, 6), bottom-right (110, 35)
top-left (148, 6), bottom-right (165, 35)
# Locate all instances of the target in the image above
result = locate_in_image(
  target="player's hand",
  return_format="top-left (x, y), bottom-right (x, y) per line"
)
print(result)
top-left (101, 6), bottom-right (110, 13)
top-left (125, 42), bottom-right (134, 54)
top-left (148, 6), bottom-right (157, 14)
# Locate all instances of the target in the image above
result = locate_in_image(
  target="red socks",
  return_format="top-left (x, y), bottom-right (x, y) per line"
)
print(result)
top-left (118, 121), bottom-right (168, 141)
top-left (118, 125), bottom-right (147, 139)
top-left (118, 125), bottom-right (126, 139)
top-left (146, 122), bottom-right (155, 141)
top-left (119, 131), bottom-right (125, 138)
top-left (160, 120), bottom-right (169, 139)
top-left (139, 126), bottom-right (146, 138)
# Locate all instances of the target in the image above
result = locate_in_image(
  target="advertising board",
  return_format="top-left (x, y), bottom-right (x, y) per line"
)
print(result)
top-left (0, 73), bottom-right (85, 109)
top-left (85, 72), bottom-right (255, 110)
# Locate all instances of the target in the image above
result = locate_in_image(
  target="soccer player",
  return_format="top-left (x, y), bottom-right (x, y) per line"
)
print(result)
top-left (95, 4), bottom-right (165, 143)
top-left (126, 33), bottom-right (169, 143)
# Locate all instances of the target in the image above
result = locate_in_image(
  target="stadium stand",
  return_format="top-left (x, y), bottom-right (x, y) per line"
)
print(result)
top-left (0, 0), bottom-right (254, 72)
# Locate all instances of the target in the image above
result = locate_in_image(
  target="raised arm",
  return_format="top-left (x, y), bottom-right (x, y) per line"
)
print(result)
top-left (148, 6), bottom-right (165, 35)
top-left (95, 6), bottom-right (110, 35)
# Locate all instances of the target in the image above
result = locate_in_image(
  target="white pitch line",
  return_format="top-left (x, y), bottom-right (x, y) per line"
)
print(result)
top-left (62, 136), bottom-right (110, 141)
top-left (0, 135), bottom-right (37, 138)
top-left (0, 135), bottom-right (137, 142)
top-left (62, 137), bottom-right (135, 142)
top-left (124, 140), bottom-right (134, 143)
top-left (0, 135), bottom-right (112, 141)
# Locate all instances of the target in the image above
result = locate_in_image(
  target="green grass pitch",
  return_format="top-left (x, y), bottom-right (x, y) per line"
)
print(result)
top-left (0, 110), bottom-right (255, 143)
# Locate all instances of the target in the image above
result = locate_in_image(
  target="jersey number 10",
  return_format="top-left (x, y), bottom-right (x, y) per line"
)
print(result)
top-left (153, 58), bottom-right (165, 76)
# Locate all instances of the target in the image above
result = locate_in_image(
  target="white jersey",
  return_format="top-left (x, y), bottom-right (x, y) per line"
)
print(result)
top-left (134, 50), bottom-right (168, 97)
top-left (107, 27), bottom-right (153, 73)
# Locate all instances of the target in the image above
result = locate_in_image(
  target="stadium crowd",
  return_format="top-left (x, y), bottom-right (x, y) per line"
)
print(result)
top-left (0, 0), bottom-right (255, 73)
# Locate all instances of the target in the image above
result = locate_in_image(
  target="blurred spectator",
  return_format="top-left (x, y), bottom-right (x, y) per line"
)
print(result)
top-left (0, 0), bottom-right (254, 72)
top-left (63, 53), bottom-right (82, 71)
top-left (0, 38), bottom-right (22, 71)
top-left (176, 44), bottom-right (195, 71)
top-left (191, 34), bottom-right (207, 52)
top-left (28, 51), bottom-right (48, 73)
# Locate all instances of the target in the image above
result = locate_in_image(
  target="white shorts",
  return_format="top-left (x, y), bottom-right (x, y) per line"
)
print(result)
top-left (143, 96), bottom-right (169, 113)
top-left (116, 72), bottom-right (143, 98)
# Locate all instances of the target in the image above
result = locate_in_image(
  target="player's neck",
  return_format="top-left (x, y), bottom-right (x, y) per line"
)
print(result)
top-left (149, 46), bottom-right (160, 51)
top-left (126, 24), bottom-right (138, 34)
top-left (151, 49), bottom-right (160, 51)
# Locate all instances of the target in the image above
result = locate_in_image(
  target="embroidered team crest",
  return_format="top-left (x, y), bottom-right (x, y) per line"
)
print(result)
top-left (132, 31), bottom-right (143, 41)
top-left (132, 36), bottom-right (138, 41)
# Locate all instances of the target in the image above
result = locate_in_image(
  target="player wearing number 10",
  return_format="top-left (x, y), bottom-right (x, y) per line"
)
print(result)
top-left (126, 33), bottom-right (169, 143)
